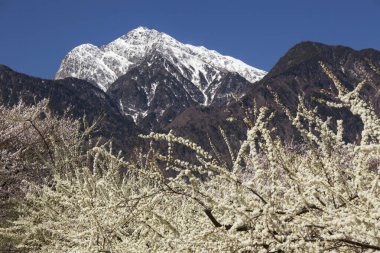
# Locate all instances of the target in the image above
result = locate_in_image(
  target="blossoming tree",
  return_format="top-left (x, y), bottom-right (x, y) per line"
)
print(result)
top-left (1, 64), bottom-right (380, 252)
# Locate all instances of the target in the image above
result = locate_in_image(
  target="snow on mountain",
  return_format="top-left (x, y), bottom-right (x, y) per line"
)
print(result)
top-left (55, 27), bottom-right (267, 91)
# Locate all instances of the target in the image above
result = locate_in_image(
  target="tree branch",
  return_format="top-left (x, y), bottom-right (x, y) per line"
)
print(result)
top-left (338, 238), bottom-right (380, 251)
top-left (203, 209), bottom-right (249, 232)
top-left (27, 119), bottom-right (55, 164)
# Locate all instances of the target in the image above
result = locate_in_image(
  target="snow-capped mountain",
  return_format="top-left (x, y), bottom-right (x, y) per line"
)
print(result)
top-left (55, 27), bottom-right (266, 92)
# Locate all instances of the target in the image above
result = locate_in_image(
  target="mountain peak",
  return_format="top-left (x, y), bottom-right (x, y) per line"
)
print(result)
top-left (119, 27), bottom-right (163, 43)
top-left (55, 27), bottom-right (266, 91)
top-left (130, 26), bottom-right (152, 32)
top-left (268, 41), bottom-right (358, 77)
top-left (129, 26), bottom-right (156, 33)
top-left (125, 26), bottom-right (160, 35)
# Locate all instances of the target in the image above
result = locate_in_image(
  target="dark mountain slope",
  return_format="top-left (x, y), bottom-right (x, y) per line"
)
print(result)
top-left (241, 42), bottom-right (380, 142)
top-left (169, 42), bottom-right (380, 152)
top-left (107, 51), bottom-right (254, 135)
top-left (2, 41), bottom-right (380, 160)
top-left (0, 65), bottom-right (138, 154)
top-left (107, 52), bottom-right (203, 133)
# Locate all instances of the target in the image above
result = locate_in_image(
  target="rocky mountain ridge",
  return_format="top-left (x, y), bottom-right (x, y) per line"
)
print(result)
top-left (2, 40), bottom-right (380, 158)
top-left (55, 27), bottom-right (266, 93)
top-left (106, 50), bottom-right (254, 131)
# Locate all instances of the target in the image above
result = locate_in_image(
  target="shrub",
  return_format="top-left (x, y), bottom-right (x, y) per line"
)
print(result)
top-left (0, 100), bottom-right (88, 251)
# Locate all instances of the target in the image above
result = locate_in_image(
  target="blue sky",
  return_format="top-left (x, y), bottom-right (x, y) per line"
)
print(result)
top-left (0, 0), bottom-right (379, 79)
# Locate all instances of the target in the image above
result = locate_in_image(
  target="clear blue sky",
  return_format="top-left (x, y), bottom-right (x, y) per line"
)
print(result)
top-left (0, 0), bottom-right (379, 79)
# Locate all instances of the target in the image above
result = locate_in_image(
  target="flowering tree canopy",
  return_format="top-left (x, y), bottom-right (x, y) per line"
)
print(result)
top-left (1, 64), bottom-right (380, 252)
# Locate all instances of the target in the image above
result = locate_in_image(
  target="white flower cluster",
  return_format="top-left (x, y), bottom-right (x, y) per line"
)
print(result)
top-left (2, 64), bottom-right (380, 252)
